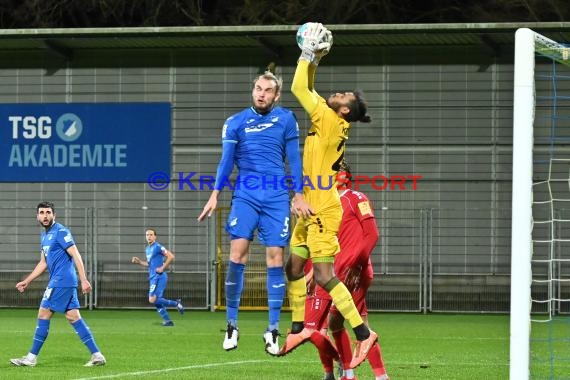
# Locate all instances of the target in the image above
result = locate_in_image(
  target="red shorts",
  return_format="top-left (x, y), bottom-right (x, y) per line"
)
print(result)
top-left (304, 272), bottom-right (372, 328)
top-left (329, 274), bottom-right (372, 317)
top-left (304, 289), bottom-right (332, 330)
top-left (304, 257), bottom-right (375, 327)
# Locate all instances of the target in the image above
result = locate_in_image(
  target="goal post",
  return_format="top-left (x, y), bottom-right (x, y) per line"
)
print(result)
top-left (511, 27), bottom-right (570, 380)
top-left (510, 27), bottom-right (535, 380)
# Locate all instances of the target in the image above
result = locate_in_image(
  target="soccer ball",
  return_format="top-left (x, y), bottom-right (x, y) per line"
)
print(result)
top-left (296, 23), bottom-right (314, 49)
top-left (296, 22), bottom-right (332, 50)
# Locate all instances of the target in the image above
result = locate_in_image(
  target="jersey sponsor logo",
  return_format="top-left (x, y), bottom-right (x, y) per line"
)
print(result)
top-left (230, 217), bottom-right (238, 226)
top-left (271, 283), bottom-right (286, 289)
top-left (42, 246), bottom-right (50, 256)
top-left (244, 123), bottom-right (274, 133)
top-left (222, 124), bottom-right (228, 139)
top-left (63, 233), bottom-right (72, 243)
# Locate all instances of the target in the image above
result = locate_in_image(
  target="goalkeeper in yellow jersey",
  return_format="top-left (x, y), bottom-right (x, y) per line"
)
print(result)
top-left (278, 22), bottom-right (377, 370)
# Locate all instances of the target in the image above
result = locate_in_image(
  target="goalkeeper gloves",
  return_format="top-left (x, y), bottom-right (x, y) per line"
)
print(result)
top-left (313, 29), bottom-right (333, 66)
top-left (299, 22), bottom-right (328, 63)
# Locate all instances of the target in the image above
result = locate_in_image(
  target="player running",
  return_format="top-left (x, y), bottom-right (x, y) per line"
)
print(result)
top-left (198, 70), bottom-right (310, 355)
top-left (131, 228), bottom-right (184, 326)
top-left (279, 22), bottom-right (377, 370)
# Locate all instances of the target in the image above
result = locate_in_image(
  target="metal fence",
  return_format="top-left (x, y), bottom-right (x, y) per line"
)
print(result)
top-left (0, 206), bottom-right (521, 313)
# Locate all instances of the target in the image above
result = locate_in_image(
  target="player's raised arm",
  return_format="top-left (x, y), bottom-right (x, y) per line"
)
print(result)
top-left (292, 23), bottom-right (331, 115)
top-left (307, 28), bottom-right (332, 92)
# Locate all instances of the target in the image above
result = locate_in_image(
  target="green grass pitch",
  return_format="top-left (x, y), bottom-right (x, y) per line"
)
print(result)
top-left (0, 308), bottom-right (522, 379)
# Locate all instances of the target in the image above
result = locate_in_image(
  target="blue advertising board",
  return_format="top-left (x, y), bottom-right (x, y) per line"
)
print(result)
top-left (0, 103), bottom-right (171, 182)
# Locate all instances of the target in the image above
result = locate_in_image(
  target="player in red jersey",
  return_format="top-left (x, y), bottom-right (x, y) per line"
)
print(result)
top-left (302, 160), bottom-right (389, 380)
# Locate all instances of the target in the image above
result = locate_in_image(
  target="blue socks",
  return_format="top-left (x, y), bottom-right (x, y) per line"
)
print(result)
top-left (224, 262), bottom-right (284, 331)
top-left (155, 304), bottom-right (172, 322)
top-left (267, 266), bottom-right (285, 331)
top-left (157, 298), bottom-right (178, 307)
top-left (72, 319), bottom-right (100, 354)
top-left (31, 318), bottom-right (100, 356)
top-left (30, 319), bottom-right (50, 355)
top-left (225, 261), bottom-right (245, 326)
top-left (153, 298), bottom-right (179, 322)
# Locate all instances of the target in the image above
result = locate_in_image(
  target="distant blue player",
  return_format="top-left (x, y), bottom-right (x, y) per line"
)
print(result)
top-left (198, 70), bottom-right (312, 355)
top-left (131, 228), bottom-right (184, 326)
top-left (10, 201), bottom-right (106, 367)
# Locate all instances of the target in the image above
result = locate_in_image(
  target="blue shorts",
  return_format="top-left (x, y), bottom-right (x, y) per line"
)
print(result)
top-left (40, 287), bottom-right (80, 313)
top-left (226, 193), bottom-right (290, 247)
top-left (149, 273), bottom-right (168, 298)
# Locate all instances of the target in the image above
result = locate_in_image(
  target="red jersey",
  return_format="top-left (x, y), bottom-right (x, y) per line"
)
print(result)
top-left (335, 189), bottom-right (378, 281)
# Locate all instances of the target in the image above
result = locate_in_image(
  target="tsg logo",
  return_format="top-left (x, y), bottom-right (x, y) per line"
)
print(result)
top-left (56, 113), bottom-right (83, 142)
top-left (10, 113), bottom-right (83, 142)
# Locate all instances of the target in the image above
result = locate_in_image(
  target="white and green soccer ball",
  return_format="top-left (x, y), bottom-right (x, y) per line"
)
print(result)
top-left (296, 22), bottom-right (332, 50)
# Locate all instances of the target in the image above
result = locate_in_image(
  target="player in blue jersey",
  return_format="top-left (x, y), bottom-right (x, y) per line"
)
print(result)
top-left (131, 228), bottom-right (184, 326)
top-left (198, 70), bottom-right (312, 355)
top-left (10, 201), bottom-right (106, 367)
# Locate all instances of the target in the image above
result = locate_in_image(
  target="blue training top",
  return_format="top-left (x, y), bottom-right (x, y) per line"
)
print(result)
top-left (41, 222), bottom-right (77, 288)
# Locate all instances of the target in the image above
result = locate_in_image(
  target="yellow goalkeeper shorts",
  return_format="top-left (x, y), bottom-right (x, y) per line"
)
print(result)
top-left (290, 208), bottom-right (341, 262)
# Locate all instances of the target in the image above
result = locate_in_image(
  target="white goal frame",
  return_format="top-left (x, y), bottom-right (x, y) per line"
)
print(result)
top-left (511, 27), bottom-right (569, 380)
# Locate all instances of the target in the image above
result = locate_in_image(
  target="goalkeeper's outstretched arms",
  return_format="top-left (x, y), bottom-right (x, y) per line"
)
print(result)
top-left (291, 23), bottom-right (333, 115)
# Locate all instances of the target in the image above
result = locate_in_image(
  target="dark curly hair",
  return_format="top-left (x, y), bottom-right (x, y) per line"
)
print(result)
top-left (346, 90), bottom-right (371, 123)
top-left (37, 201), bottom-right (55, 212)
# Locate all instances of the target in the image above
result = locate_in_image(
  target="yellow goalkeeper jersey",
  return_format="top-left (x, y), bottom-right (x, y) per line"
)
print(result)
top-left (292, 59), bottom-right (352, 213)
top-left (303, 97), bottom-right (350, 212)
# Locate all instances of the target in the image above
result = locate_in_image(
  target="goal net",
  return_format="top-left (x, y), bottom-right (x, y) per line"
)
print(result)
top-left (512, 28), bottom-right (570, 380)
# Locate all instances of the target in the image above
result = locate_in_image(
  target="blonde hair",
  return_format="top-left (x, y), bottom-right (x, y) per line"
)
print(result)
top-left (252, 71), bottom-right (283, 95)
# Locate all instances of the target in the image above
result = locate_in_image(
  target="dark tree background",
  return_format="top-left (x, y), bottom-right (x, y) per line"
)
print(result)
top-left (0, 0), bottom-right (568, 28)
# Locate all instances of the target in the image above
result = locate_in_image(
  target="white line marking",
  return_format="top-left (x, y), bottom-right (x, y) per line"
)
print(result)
top-left (73, 357), bottom-right (512, 380)
top-left (73, 360), bottom-right (272, 380)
